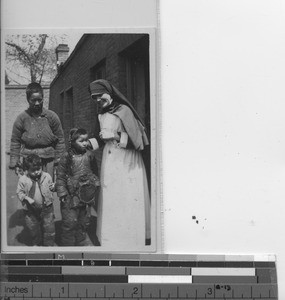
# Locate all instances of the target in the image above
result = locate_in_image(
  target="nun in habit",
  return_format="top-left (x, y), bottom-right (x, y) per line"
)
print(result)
top-left (88, 79), bottom-right (151, 250)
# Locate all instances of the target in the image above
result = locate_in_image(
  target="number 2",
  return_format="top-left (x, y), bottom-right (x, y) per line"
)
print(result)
top-left (133, 287), bottom-right (139, 295)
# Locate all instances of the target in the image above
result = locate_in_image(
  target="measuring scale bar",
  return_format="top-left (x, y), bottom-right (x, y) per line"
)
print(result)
top-left (0, 254), bottom-right (278, 299)
top-left (0, 282), bottom-right (278, 299)
top-left (1, 265), bottom-right (275, 283)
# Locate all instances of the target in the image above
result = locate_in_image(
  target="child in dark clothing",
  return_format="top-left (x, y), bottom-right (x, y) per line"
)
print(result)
top-left (56, 128), bottom-right (100, 246)
top-left (17, 154), bottom-right (55, 246)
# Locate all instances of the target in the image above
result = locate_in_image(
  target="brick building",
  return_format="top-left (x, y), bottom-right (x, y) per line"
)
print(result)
top-left (49, 33), bottom-right (150, 144)
top-left (5, 85), bottom-right (50, 153)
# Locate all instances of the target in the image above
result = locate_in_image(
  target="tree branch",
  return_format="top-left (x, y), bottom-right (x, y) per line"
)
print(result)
top-left (5, 42), bottom-right (31, 64)
top-left (6, 34), bottom-right (61, 83)
top-left (39, 56), bottom-right (48, 84)
top-left (34, 34), bottom-right (47, 62)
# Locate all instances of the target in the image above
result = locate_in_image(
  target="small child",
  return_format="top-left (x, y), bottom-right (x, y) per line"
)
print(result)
top-left (56, 128), bottom-right (100, 246)
top-left (16, 154), bottom-right (55, 246)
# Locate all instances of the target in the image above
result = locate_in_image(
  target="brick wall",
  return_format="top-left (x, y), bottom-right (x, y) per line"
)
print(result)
top-left (5, 85), bottom-right (50, 153)
top-left (49, 34), bottom-right (147, 142)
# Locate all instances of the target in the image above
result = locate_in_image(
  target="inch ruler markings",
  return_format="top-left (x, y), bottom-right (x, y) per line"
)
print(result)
top-left (0, 283), bottom-right (278, 300)
top-left (0, 254), bottom-right (278, 299)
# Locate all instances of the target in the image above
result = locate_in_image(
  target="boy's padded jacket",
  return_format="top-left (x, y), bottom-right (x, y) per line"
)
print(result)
top-left (56, 149), bottom-right (99, 199)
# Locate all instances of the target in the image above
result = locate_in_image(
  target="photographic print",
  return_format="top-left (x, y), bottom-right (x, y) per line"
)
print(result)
top-left (2, 29), bottom-right (159, 252)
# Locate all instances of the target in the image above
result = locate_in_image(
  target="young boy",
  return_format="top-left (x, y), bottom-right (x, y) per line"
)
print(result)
top-left (17, 154), bottom-right (55, 246)
top-left (56, 128), bottom-right (100, 246)
top-left (9, 82), bottom-right (65, 178)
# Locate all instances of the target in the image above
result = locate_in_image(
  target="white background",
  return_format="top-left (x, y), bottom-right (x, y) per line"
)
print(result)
top-left (2, 0), bottom-right (285, 297)
top-left (160, 2), bottom-right (285, 294)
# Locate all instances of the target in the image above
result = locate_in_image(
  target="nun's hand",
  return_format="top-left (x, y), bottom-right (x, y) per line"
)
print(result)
top-left (100, 130), bottom-right (120, 141)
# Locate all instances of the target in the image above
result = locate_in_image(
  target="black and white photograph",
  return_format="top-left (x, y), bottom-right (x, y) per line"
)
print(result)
top-left (2, 30), bottom-right (159, 252)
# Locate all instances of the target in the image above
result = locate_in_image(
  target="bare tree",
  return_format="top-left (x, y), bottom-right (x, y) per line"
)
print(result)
top-left (5, 34), bottom-right (66, 84)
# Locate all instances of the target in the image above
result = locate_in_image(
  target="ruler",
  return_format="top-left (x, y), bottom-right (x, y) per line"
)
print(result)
top-left (0, 254), bottom-right (278, 299)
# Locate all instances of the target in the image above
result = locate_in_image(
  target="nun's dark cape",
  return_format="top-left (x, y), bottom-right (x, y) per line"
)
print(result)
top-left (90, 79), bottom-right (149, 150)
